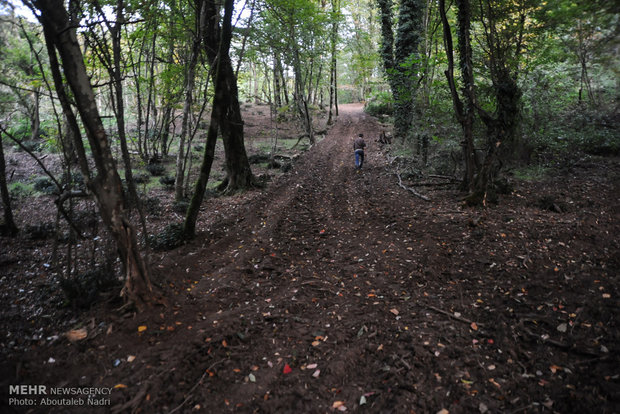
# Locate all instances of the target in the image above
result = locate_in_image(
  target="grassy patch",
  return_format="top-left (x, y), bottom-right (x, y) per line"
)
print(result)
top-left (9, 181), bottom-right (34, 200)
top-left (512, 165), bottom-right (551, 181)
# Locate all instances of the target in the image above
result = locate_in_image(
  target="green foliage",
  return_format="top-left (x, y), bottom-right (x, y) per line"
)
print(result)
top-left (364, 91), bottom-right (393, 116)
top-left (15, 140), bottom-right (41, 152)
top-left (512, 165), bottom-right (551, 181)
top-left (377, 0), bottom-right (425, 140)
top-left (7, 119), bottom-right (31, 142)
top-left (9, 181), bottom-right (34, 200)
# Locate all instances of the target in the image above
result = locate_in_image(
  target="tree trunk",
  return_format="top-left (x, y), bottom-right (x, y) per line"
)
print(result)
top-left (327, 61), bottom-right (335, 125)
top-left (218, 44), bottom-right (254, 191)
top-left (36, 0), bottom-right (154, 309)
top-left (0, 136), bottom-right (18, 236)
top-left (202, 0), bottom-right (253, 193)
top-left (467, 0), bottom-right (522, 204)
top-left (175, 2), bottom-right (204, 201)
top-left (61, 114), bottom-right (78, 165)
top-left (30, 89), bottom-right (41, 142)
top-left (291, 38), bottom-right (315, 145)
top-left (183, 84), bottom-right (222, 238)
top-left (159, 105), bottom-right (173, 156)
top-left (439, 0), bottom-right (476, 191)
top-left (273, 53), bottom-right (282, 108)
top-left (456, 0), bottom-right (476, 191)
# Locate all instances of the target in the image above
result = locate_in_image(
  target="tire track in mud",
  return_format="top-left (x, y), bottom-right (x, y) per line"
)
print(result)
top-left (138, 104), bottom-right (449, 414)
top-left (171, 104), bottom-right (440, 412)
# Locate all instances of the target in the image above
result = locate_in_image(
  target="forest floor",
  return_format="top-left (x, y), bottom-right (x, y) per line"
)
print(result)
top-left (1, 103), bottom-right (619, 413)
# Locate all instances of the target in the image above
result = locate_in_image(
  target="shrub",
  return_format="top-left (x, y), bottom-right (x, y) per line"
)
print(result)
top-left (33, 176), bottom-right (57, 194)
top-left (364, 92), bottom-right (393, 116)
top-left (146, 163), bottom-right (166, 176)
top-left (172, 199), bottom-right (189, 214)
top-left (25, 222), bottom-right (56, 240)
top-left (159, 176), bottom-right (175, 188)
top-left (148, 223), bottom-right (185, 251)
top-left (16, 140), bottom-right (42, 152)
top-left (143, 196), bottom-right (162, 216)
top-left (59, 266), bottom-right (119, 309)
top-left (133, 172), bottom-right (151, 184)
top-left (8, 120), bottom-right (31, 141)
top-left (9, 182), bottom-right (34, 200)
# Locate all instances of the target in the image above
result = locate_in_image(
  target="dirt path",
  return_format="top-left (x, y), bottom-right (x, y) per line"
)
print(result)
top-left (3, 104), bottom-right (619, 413)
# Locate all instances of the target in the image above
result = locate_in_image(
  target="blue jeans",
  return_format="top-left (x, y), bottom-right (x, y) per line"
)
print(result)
top-left (355, 149), bottom-right (364, 168)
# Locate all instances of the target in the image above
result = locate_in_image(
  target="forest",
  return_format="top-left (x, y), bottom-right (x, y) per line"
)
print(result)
top-left (0, 0), bottom-right (618, 413)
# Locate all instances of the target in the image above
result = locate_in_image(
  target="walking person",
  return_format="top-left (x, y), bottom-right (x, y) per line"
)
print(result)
top-left (353, 133), bottom-right (366, 169)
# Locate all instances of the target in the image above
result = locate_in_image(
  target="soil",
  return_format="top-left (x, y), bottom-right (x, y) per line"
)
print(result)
top-left (1, 103), bottom-right (619, 413)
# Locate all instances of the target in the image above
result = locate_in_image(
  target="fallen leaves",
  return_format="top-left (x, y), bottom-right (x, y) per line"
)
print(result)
top-left (65, 328), bottom-right (87, 342)
top-left (549, 364), bottom-right (562, 374)
top-left (488, 378), bottom-right (502, 389)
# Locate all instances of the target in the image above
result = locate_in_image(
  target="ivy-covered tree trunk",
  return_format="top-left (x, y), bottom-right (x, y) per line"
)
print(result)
top-left (467, 0), bottom-right (522, 204)
top-left (455, 0), bottom-right (476, 191)
top-left (377, 0), bottom-right (424, 142)
top-left (377, 0), bottom-right (396, 92)
top-left (394, 0), bottom-right (424, 141)
top-left (439, 0), bottom-right (476, 191)
top-left (36, 0), bottom-right (155, 309)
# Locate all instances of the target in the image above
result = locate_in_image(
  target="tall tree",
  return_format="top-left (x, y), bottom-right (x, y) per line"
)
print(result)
top-left (203, 0), bottom-right (253, 192)
top-left (326, 0), bottom-right (339, 125)
top-left (174, 0), bottom-right (205, 200)
top-left (0, 17), bottom-right (44, 142)
top-left (32, 0), bottom-right (155, 309)
top-left (377, 0), bottom-right (425, 142)
top-left (439, 0), bottom-right (476, 190)
top-left (82, 0), bottom-right (147, 238)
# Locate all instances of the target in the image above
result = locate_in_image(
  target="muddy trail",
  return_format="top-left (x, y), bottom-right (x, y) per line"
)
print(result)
top-left (2, 104), bottom-right (619, 413)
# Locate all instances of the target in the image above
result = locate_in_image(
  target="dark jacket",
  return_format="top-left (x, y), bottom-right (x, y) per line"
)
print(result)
top-left (353, 138), bottom-right (366, 151)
